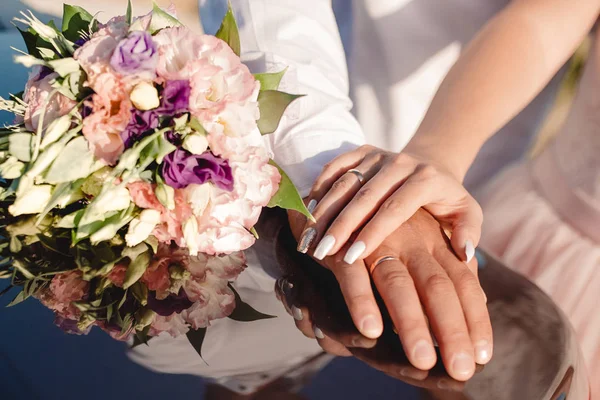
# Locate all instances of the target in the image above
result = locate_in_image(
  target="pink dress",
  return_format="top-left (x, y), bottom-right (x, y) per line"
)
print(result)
top-left (476, 31), bottom-right (600, 397)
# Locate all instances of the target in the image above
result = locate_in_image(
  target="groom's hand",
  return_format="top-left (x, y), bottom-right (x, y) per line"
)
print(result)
top-left (287, 208), bottom-right (492, 381)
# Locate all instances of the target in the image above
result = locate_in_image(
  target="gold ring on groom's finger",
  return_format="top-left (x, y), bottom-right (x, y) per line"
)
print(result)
top-left (346, 169), bottom-right (365, 184)
top-left (369, 256), bottom-right (399, 274)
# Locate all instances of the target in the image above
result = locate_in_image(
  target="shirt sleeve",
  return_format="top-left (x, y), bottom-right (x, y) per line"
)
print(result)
top-left (228, 0), bottom-right (366, 197)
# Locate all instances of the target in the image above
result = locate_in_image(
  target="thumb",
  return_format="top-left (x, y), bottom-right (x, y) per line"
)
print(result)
top-left (449, 197), bottom-right (483, 265)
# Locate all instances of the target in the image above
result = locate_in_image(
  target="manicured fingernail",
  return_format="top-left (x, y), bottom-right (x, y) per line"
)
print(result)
top-left (413, 340), bottom-right (436, 364)
top-left (314, 326), bottom-right (325, 339)
top-left (307, 199), bottom-right (317, 214)
top-left (451, 352), bottom-right (475, 379)
top-left (465, 240), bottom-right (475, 263)
top-left (314, 235), bottom-right (335, 260)
top-left (475, 340), bottom-right (492, 364)
top-left (297, 227), bottom-right (317, 254)
top-left (392, 326), bottom-right (398, 335)
top-left (292, 306), bottom-right (303, 321)
top-left (360, 315), bottom-right (382, 338)
top-left (344, 241), bottom-right (366, 264)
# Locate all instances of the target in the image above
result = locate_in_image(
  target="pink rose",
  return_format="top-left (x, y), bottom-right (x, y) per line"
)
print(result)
top-left (82, 72), bottom-right (131, 165)
top-left (127, 181), bottom-right (194, 246)
top-left (181, 274), bottom-right (236, 329)
top-left (23, 68), bottom-right (76, 132)
top-left (142, 243), bottom-right (191, 300)
top-left (150, 313), bottom-right (189, 338)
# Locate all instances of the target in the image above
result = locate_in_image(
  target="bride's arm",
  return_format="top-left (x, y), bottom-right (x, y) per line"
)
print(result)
top-left (230, 0), bottom-right (365, 197)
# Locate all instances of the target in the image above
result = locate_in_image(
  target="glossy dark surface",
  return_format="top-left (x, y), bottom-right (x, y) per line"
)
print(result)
top-left (0, 214), bottom-right (589, 400)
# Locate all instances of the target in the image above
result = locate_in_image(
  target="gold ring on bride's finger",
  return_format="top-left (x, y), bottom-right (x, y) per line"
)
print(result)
top-left (346, 169), bottom-right (365, 184)
top-left (369, 256), bottom-right (399, 274)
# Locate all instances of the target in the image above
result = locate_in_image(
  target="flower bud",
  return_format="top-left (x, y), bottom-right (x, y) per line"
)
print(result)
top-left (125, 209), bottom-right (161, 247)
top-left (130, 82), bottom-right (160, 111)
top-left (8, 184), bottom-right (52, 216)
top-left (182, 133), bottom-right (209, 155)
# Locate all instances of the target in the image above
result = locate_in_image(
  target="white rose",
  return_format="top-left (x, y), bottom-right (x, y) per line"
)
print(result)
top-left (182, 133), bottom-right (209, 155)
top-left (125, 209), bottom-right (161, 247)
top-left (8, 184), bottom-right (52, 216)
top-left (130, 82), bottom-right (160, 111)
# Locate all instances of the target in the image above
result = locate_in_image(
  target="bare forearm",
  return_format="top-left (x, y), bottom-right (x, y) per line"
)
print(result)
top-left (407, 0), bottom-right (599, 180)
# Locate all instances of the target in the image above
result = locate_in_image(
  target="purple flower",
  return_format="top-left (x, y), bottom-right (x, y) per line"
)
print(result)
top-left (161, 148), bottom-right (234, 190)
top-left (165, 130), bottom-right (182, 146)
top-left (110, 31), bottom-right (158, 76)
top-left (121, 109), bottom-right (159, 148)
top-left (159, 80), bottom-right (191, 116)
top-left (54, 315), bottom-right (91, 335)
top-left (147, 289), bottom-right (193, 317)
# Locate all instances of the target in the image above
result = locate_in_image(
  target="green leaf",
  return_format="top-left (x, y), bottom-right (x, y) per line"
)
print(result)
top-left (131, 325), bottom-right (151, 348)
top-left (6, 290), bottom-right (28, 307)
top-left (148, 2), bottom-right (184, 34)
top-left (17, 27), bottom-right (43, 58)
top-left (267, 160), bottom-right (314, 221)
top-left (186, 328), bottom-right (208, 362)
top-left (8, 133), bottom-right (33, 162)
top-left (47, 57), bottom-right (80, 77)
top-left (249, 227), bottom-right (259, 240)
top-left (215, 2), bottom-right (241, 56)
top-left (44, 137), bottom-right (97, 184)
top-left (36, 179), bottom-right (84, 224)
top-left (227, 284), bottom-right (276, 322)
top-left (253, 68), bottom-right (287, 91)
top-left (257, 91), bottom-right (304, 135)
top-left (144, 236), bottom-right (159, 254)
top-left (126, 0), bottom-right (133, 25)
top-left (62, 4), bottom-right (95, 42)
top-left (123, 249), bottom-right (151, 289)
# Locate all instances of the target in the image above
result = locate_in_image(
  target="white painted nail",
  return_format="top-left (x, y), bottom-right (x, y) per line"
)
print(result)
top-left (307, 199), bottom-right (317, 214)
top-left (344, 241), bottom-right (366, 264)
top-left (313, 235), bottom-right (336, 260)
top-left (465, 240), bottom-right (475, 263)
top-left (292, 306), bottom-right (303, 321)
top-left (314, 326), bottom-right (325, 339)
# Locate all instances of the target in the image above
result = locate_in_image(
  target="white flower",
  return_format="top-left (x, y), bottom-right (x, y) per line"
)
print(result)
top-left (183, 217), bottom-right (199, 256)
top-left (125, 209), bottom-right (161, 247)
top-left (130, 82), bottom-right (160, 111)
top-left (182, 133), bottom-right (208, 155)
top-left (0, 157), bottom-right (25, 179)
top-left (184, 183), bottom-right (211, 217)
top-left (8, 184), bottom-right (52, 216)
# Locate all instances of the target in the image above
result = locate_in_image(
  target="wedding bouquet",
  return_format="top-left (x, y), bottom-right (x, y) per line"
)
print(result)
top-left (0, 2), bottom-right (310, 352)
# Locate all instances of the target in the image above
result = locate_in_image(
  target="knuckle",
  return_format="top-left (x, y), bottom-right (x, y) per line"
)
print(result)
top-left (470, 318), bottom-right (493, 335)
top-left (454, 269), bottom-right (480, 294)
top-left (331, 176), bottom-right (353, 192)
top-left (382, 197), bottom-right (406, 214)
top-left (439, 328), bottom-right (471, 345)
top-left (377, 268), bottom-right (413, 291)
top-left (354, 186), bottom-right (376, 204)
top-left (415, 164), bottom-right (439, 181)
top-left (392, 152), bottom-right (414, 166)
top-left (397, 317), bottom-right (426, 334)
top-left (424, 273), bottom-right (454, 297)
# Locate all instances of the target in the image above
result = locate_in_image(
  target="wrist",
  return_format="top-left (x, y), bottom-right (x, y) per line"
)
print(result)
top-left (404, 136), bottom-right (482, 182)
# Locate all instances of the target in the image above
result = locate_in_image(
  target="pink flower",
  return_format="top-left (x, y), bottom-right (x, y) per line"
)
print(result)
top-left (107, 263), bottom-right (128, 287)
top-left (82, 72), bottom-right (131, 165)
top-left (181, 274), bottom-right (236, 329)
top-left (23, 68), bottom-right (76, 132)
top-left (127, 181), bottom-right (193, 246)
top-left (150, 313), bottom-right (189, 338)
top-left (141, 243), bottom-right (190, 300)
top-left (189, 251), bottom-right (246, 281)
top-left (74, 22), bottom-right (125, 88)
top-left (37, 270), bottom-right (89, 320)
top-left (50, 270), bottom-right (89, 304)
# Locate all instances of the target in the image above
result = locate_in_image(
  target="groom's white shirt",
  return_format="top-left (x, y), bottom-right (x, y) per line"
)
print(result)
top-left (129, 0), bottom-right (365, 393)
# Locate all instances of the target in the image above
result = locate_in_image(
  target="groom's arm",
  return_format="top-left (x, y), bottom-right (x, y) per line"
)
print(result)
top-left (230, 0), bottom-right (365, 196)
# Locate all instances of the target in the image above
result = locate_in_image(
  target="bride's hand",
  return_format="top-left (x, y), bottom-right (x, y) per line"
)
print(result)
top-left (296, 145), bottom-right (482, 266)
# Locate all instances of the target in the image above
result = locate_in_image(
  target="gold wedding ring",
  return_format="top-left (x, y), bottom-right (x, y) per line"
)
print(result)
top-left (369, 255), bottom-right (399, 274)
top-left (346, 169), bottom-right (365, 184)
